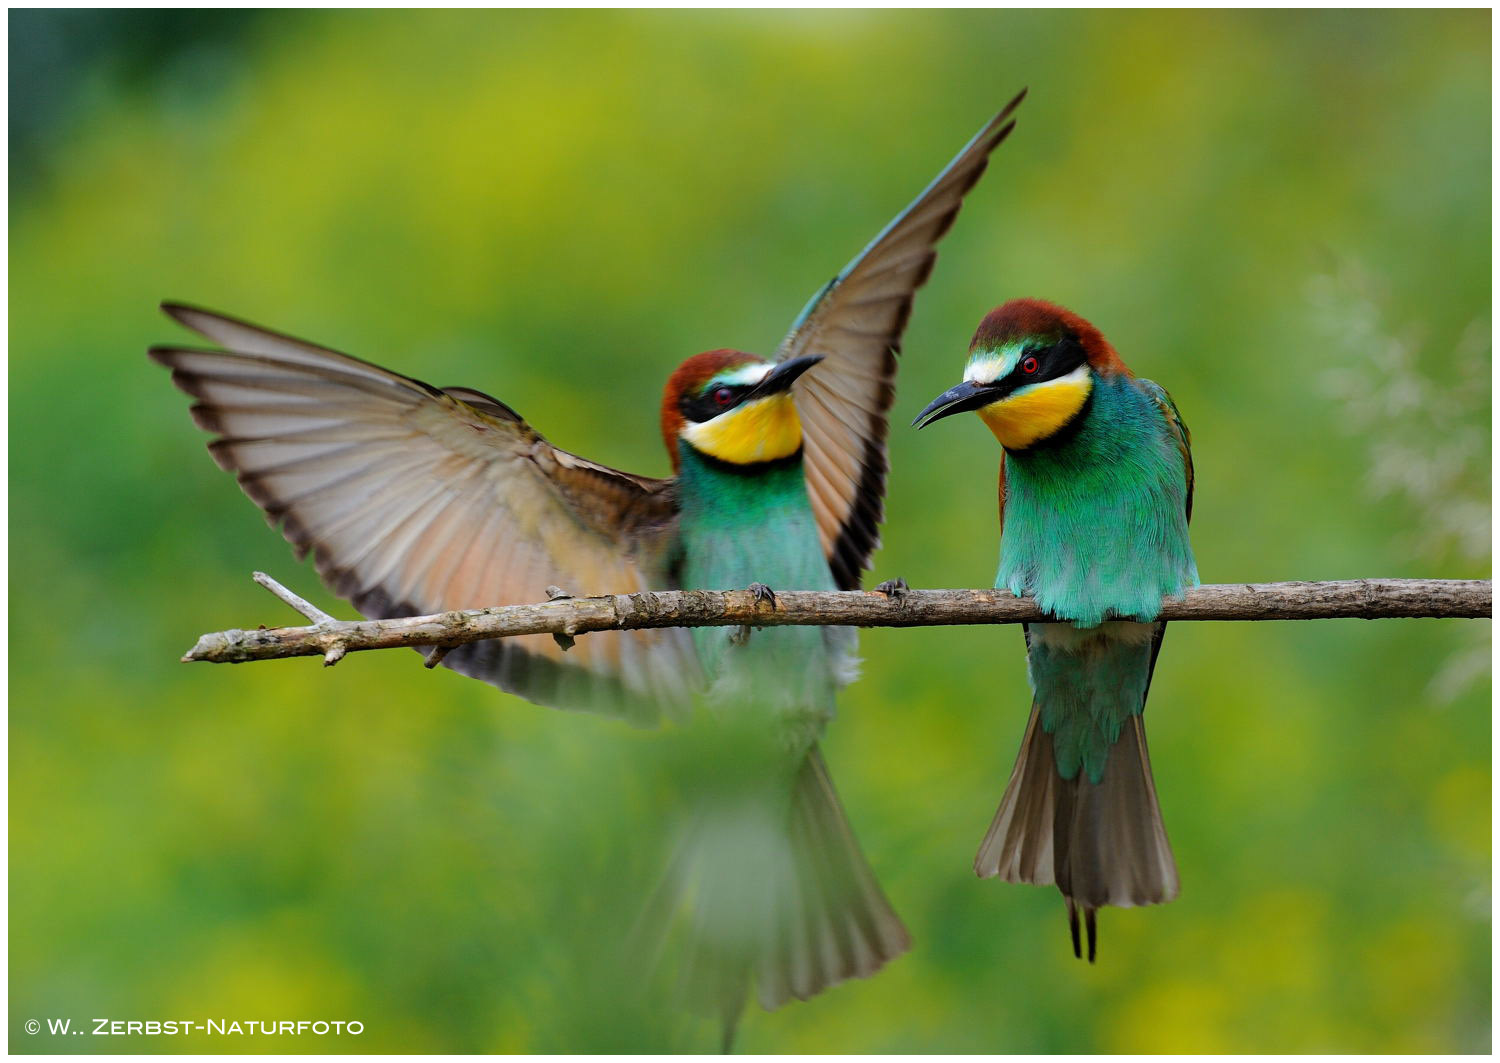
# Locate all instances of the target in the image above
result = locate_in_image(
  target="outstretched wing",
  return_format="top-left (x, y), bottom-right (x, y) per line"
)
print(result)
top-left (776, 89), bottom-right (1027, 589)
top-left (151, 304), bottom-right (700, 725)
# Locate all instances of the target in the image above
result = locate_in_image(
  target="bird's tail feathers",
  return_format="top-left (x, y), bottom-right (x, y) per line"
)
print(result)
top-left (975, 705), bottom-right (1178, 960)
top-left (756, 747), bottom-right (910, 1009)
top-left (974, 704), bottom-right (1060, 885)
top-left (640, 746), bottom-right (908, 1039)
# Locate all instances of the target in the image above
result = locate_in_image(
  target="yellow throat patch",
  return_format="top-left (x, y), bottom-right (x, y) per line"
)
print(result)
top-left (977, 369), bottom-right (1093, 450)
top-left (683, 393), bottom-right (803, 464)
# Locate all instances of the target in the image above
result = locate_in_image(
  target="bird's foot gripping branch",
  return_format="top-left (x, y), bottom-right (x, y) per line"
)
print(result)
top-left (182, 574), bottom-right (1491, 666)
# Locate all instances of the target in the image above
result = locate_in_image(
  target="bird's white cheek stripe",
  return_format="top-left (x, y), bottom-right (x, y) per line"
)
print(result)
top-left (716, 363), bottom-right (774, 387)
top-left (964, 348), bottom-right (1018, 384)
top-left (682, 394), bottom-right (803, 464)
top-left (977, 365), bottom-right (1092, 450)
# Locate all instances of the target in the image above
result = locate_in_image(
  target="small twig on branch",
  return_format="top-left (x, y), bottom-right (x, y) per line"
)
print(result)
top-left (250, 570), bottom-right (346, 665)
top-left (183, 577), bottom-right (1491, 666)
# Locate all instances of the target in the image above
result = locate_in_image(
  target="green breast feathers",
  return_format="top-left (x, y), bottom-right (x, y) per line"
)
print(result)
top-left (997, 373), bottom-right (1198, 627)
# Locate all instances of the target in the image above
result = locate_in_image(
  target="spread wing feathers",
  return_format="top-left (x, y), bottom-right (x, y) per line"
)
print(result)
top-left (776, 89), bottom-right (1027, 589)
top-left (150, 303), bottom-right (700, 725)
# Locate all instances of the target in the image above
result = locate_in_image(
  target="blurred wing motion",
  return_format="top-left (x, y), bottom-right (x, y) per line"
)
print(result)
top-left (151, 304), bottom-right (700, 725)
top-left (778, 89), bottom-right (1026, 589)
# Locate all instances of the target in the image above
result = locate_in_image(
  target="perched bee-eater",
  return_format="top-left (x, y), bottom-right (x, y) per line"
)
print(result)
top-left (151, 91), bottom-right (1026, 1043)
top-left (913, 298), bottom-right (1198, 962)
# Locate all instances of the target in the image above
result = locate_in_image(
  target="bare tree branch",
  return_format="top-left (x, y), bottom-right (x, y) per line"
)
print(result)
top-left (182, 577), bottom-right (1491, 666)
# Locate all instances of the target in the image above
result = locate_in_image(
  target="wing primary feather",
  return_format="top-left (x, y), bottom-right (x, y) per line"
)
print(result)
top-left (775, 91), bottom-right (1026, 588)
top-left (153, 302), bottom-right (692, 721)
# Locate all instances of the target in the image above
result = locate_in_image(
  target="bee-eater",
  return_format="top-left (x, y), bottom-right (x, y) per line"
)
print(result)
top-left (150, 91), bottom-right (1026, 1040)
top-left (913, 298), bottom-right (1197, 962)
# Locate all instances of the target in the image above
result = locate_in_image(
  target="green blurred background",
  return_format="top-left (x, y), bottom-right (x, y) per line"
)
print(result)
top-left (9, 9), bottom-right (1490, 1054)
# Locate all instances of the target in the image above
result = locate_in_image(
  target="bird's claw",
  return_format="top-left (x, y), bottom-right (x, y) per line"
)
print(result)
top-left (875, 576), bottom-right (909, 599)
top-left (546, 585), bottom-right (574, 601)
top-left (730, 585), bottom-right (776, 646)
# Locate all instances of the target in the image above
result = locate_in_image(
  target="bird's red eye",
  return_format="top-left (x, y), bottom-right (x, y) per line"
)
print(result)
top-left (712, 386), bottom-right (735, 407)
top-left (1022, 356), bottom-right (1040, 375)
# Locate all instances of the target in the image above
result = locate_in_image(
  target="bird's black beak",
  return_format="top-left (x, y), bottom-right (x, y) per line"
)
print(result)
top-left (912, 379), bottom-right (1003, 429)
top-left (750, 354), bottom-right (824, 399)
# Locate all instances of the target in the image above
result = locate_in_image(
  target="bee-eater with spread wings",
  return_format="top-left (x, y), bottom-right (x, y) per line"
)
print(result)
top-left (151, 91), bottom-right (1026, 1042)
top-left (913, 298), bottom-right (1198, 963)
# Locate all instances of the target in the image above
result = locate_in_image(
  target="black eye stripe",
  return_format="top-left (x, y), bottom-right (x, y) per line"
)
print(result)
top-left (680, 382), bottom-right (753, 423)
top-left (1003, 336), bottom-right (1086, 388)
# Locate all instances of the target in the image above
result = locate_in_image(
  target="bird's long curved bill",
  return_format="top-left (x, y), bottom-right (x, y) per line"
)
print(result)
top-left (912, 379), bottom-right (1000, 429)
top-left (751, 354), bottom-right (824, 399)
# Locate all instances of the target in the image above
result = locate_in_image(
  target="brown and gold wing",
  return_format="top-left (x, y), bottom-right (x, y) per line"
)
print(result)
top-left (775, 90), bottom-right (1027, 589)
top-left (151, 304), bottom-right (700, 725)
